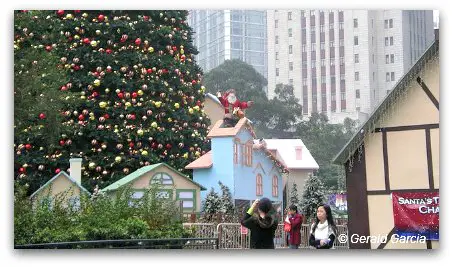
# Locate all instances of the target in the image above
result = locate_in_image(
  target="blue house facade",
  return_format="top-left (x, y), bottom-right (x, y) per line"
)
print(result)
top-left (186, 118), bottom-right (287, 211)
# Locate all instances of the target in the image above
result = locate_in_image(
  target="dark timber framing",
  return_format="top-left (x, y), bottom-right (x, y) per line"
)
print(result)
top-left (345, 144), bottom-right (371, 249)
top-left (417, 76), bottom-right (439, 110)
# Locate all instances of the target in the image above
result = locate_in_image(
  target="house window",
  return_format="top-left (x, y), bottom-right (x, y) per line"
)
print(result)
top-left (303, 78), bottom-right (308, 86)
top-left (339, 22), bottom-right (344, 29)
top-left (321, 59), bottom-right (325, 67)
top-left (289, 79), bottom-right (293, 85)
top-left (272, 175), bottom-right (278, 197)
top-left (385, 19), bottom-right (388, 29)
top-left (389, 19), bottom-right (393, 28)
top-left (341, 92), bottom-right (346, 100)
top-left (288, 28), bottom-right (293, 37)
top-left (386, 72), bottom-right (390, 82)
top-left (256, 174), bottom-right (263, 196)
top-left (289, 62), bottom-right (294, 71)
top-left (129, 191), bottom-right (145, 207)
top-left (275, 52), bottom-right (279, 61)
top-left (329, 23), bottom-right (334, 29)
top-left (39, 196), bottom-right (53, 210)
top-left (353, 18), bottom-right (358, 28)
top-left (177, 190), bottom-right (196, 211)
top-left (321, 76), bottom-right (326, 84)
top-left (288, 12), bottom-right (292, 20)
top-left (391, 54), bottom-right (394, 63)
top-left (329, 40), bottom-right (334, 47)
top-left (295, 147), bottom-right (302, 160)
top-left (276, 68), bottom-right (279, 76)
top-left (311, 60), bottom-right (316, 68)
top-left (390, 36), bottom-right (394, 45)
top-left (311, 43), bottom-right (316, 51)
top-left (373, 72), bottom-right (375, 81)
top-left (355, 72), bottom-right (359, 81)
top-left (320, 42), bottom-right (325, 50)
top-left (302, 44), bottom-right (306, 52)
top-left (310, 10), bottom-right (315, 16)
top-left (151, 172), bottom-right (173, 185)
top-left (320, 25), bottom-right (325, 32)
top-left (386, 54), bottom-right (390, 64)
top-left (275, 35), bottom-right (279, 44)
top-left (339, 39), bottom-right (344, 47)
top-left (354, 54), bottom-right (359, 63)
top-left (340, 74), bottom-right (345, 81)
top-left (354, 36), bottom-right (358, 45)
top-left (330, 57), bottom-right (335, 66)
top-left (289, 45), bottom-right (293, 54)
top-left (275, 19), bottom-right (278, 28)
top-left (243, 141), bottom-right (253, 166)
top-left (233, 138), bottom-right (240, 164)
top-left (356, 89), bottom-right (360, 98)
top-left (68, 196), bottom-right (81, 211)
top-left (391, 72), bottom-right (395, 81)
top-left (156, 189), bottom-right (172, 199)
top-left (385, 37), bottom-right (389, 46)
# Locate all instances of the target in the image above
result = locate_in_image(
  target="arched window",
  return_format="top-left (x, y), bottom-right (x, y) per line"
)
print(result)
top-left (244, 140), bottom-right (253, 166)
top-left (233, 138), bottom-right (240, 164)
top-left (272, 175), bottom-right (278, 197)
top-left (256, 174), bottom-right (263, 196)
top-left (150, 172), bottom-right (174, 185)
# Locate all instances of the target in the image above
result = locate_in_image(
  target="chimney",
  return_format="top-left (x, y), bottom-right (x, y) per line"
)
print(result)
top-left (69, 158), bottom-right (82, 185)
top-left (295, 146), bottom-right (303, 160)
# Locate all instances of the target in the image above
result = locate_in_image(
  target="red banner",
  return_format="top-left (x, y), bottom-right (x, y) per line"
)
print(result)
top-left (392, 192), bottom-right (439, 240)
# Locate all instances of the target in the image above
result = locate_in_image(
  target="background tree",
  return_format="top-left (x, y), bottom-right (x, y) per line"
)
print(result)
top-left (300, 173), bottom-right (326, 221)
top-left (218, 181), bottom-right (234, 215)
top-left (289, 182), bottom-right (300, 208)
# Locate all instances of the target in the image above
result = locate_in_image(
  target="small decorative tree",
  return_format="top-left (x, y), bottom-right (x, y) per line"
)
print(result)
top-left (289, 182), bottom-right (299, 208)
top-left (201, 187), bottom-right (220, 222)
top-left (300, 173), bottom-right (326, 222)
top-left (218, 181), bottom-right (235, 222)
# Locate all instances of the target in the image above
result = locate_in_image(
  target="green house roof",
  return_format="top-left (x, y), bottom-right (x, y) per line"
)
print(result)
top-left (333, 40), bottom-right (439, 165)
top-left (100, 163), bottom-right (207, 192)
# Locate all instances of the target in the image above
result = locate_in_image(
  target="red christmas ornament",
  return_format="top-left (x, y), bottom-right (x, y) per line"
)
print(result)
top-left (166, 144), bottom-right (172, 149)
top-left (180, 55), bottom-right (186, 61)
top-left (106, 49), bottom-right (112, 54)
top-left (59, 140), bottom-right (65, 146)
top-left (151, 142), bottom-right (157, 149)
top-left (25, 144), bottom-right (32, 150)
top-left (83, 38), bottom-right (91, 44)
top-left (147, 68), bottom-right (152, 74)
top-left (73, 65), bottom-right (80, 71)
top-left (129, 142), bottom-right (134, 148)
top-left (74, 10), bottom-right (81, 13)
top-left (130, 114), bottom-right (136, 120)
top-left (191, 80), bottom-right (196, 85)
top-left (98, 14), bottom-right (105, 22)
top-left (143, 16), bottom-right (149, 21)
top-left (19, 167), bottom-right (25, 173)
top-left (92, 92), bottom-right (99, 98)
top-left (132, 92), bottom-right (138, 98)
top-left (55, 168), bottom-right (61, 174)
top-left (135, 38), bottom-right (141, 46)
top-left (104, 114), bottom-right (110, 119)
top-left (56, 10), bottom-right (65, 16)
top-left (60, 85), bottom-right (67, 91)
top-left (78, 114), bottom-right (85, 121)
top-left (172, 46), bottom-right (177, 51)
top-left (45, 45), bottom-right (52, 52)
top-left (39, 113), bottom-right (46, 119)
top-left (117, 92), bottom-right (124, 99)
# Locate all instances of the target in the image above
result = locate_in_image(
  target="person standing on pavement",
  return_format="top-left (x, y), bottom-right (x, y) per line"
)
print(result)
top-left (309, 204), bottom-right (337, 249)
top-left (286, 204), bottom-right (303, 249)
top-left (240, 198), bottom-right (278, 249)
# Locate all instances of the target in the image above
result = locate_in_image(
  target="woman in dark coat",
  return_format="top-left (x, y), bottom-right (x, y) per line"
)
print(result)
top-left (240, 198), bottom-right (278, 249)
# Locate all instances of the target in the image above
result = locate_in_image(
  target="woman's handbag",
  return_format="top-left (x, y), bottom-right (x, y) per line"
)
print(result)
top-left (284, 222), bottom-right (291, 232)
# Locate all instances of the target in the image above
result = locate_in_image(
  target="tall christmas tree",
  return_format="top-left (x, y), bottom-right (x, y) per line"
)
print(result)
top-left (201, 188), bottom-right (220, 221)
top-left (218, 181), bottom-right (234, 215)
top-left (300, 173), bottom-right (326, 221)
top-left (14, 10), bottom-right (80, 194)
top-left (14, 10), bottom-right (212, 193)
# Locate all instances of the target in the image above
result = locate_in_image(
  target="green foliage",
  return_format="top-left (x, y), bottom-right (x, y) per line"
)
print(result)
top-left (289, 182), bottom-right (300, 208)
top-left (14, 182), bottom-right (191, 245)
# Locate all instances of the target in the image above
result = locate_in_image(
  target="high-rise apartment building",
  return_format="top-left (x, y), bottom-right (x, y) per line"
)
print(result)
top-left (267, 10), bottom-right (434, 124)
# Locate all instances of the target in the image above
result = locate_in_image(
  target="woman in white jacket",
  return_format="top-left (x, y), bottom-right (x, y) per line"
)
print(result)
top-left (309, 204), bottom-right (337, 249)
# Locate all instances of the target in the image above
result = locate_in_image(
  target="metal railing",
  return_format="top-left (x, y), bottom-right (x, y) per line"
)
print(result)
top-left (183, 223), bottom-right (349, 249)
top-left (15, 238), bottom-right (219, 249)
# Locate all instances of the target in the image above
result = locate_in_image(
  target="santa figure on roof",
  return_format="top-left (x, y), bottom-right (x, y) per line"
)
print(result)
top-left (217, 89), bottom-right (253, 127)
